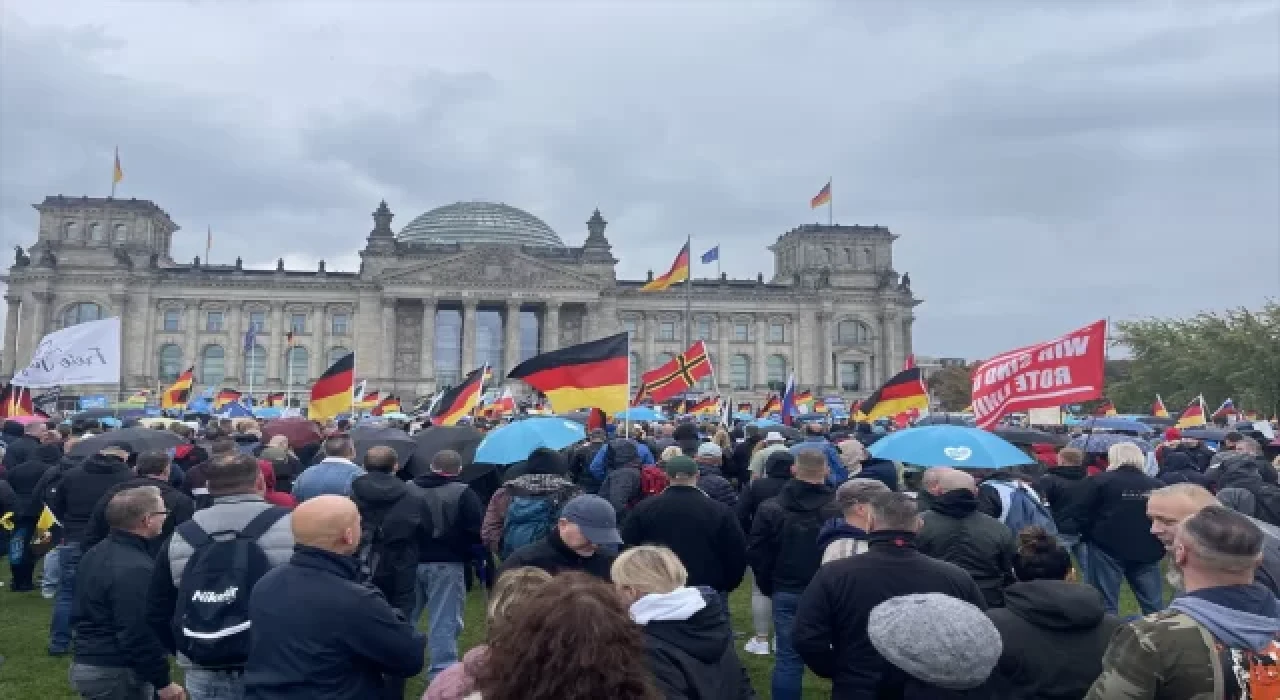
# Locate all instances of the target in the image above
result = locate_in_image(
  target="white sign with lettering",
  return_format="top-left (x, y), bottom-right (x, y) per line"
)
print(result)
top-left (12, 317), bottom-right (122, 388)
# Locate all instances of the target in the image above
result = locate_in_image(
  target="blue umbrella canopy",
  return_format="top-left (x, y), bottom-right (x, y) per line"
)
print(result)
top-left (867, 425), bottom-right (1035, 469)
top-left (1067, 432), bottom-right (1150, 454)
top-left (474, 417), bottom-right (587, 465)
top-left (614, 406), bottom-right (661, 422)
top-left (1077, 417), bottom-right (1155, 436)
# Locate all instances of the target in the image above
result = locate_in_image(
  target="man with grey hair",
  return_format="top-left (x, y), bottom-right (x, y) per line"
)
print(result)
top-left (793, 492), bottom-right (987, 699)
top-left (71, 485), bottom-right (185, 700)
top-left (1086, 506), bottom-right (1280, 700)
top-left (292, 435), bottom-right (364, 502)
top-left (819, 478), bottom-right (890, 564)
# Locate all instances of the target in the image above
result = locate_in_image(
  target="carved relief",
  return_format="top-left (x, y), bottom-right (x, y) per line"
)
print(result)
top-left (394, 307), bottom-right (422, 376)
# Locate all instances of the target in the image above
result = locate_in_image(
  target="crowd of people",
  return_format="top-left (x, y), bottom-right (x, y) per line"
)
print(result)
top-left (1, 412), bottom-right (1279, 700)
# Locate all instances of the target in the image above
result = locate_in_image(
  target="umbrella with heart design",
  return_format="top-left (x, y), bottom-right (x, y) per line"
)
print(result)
top-left (867, 425), bottom-right (1036, 469)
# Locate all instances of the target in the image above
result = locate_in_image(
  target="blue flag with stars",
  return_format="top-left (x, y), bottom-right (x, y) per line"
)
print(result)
top-left (700, 246), bottom-right (719, 264)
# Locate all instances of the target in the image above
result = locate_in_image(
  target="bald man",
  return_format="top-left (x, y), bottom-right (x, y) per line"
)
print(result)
top-left (916, 466), bottom-right (1017, 607)
top-left (1147, 483), bottom-right (1280, 596)
top-left (244, 496), bottom-right (424, 700)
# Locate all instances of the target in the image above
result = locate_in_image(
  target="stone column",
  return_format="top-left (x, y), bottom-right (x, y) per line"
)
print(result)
top-left (110, 293), bottom-right (129, 385)
top-left (137, 295), bottom-right (155, 382)
top-left (794, 310), bottom-right (811, 385)
top-left (3, 296), bottom-right (21, 376)
top-left (753, 315), bottom-right (766, 389)
top-left (503, 300), bottom-right (522, 376)
top-left (902, 314), bottom-right (915, 365)
top-left (884, 311), bottom-right (899, 378)
top-left (310, 304), bottom-right (326, 378)
top-left (598, 296), bottom-right (620, 338)
top-left (542, 301), bottom-right (560, 352)
top-left (716, 314), bottom-right (730, 391)
top-left (381, 298), bottom-right (396, 382)
top-left (461, 301), bottom-right (478, 373)
top-left (353, 291), bottom-right (382, 381)
top-left (420, 299), bottom-right (436, 382)
top-left (31, 291), bottom-right (53, 343)
top-left (225, 304), bottom-right (242, 385)
top-left (815, 312), bottom-right (830, 390)
top-left (267, 303), bottom-right (284, 382)
top-left (184, 303), bottom-right (199, 378)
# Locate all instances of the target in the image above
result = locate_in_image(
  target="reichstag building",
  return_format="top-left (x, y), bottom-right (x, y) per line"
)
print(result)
top-left (2, 195), bottom-right (919, 405)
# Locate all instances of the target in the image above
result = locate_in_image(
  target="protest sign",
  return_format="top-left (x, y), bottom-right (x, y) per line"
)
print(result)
top-left (12, 317), bottom-right (121, 388)
top-left (971, 320), bottom-right (1106, 430)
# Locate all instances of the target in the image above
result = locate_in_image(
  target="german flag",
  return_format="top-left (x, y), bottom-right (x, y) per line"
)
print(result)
top-left (813, 398), bottom-right (828, 413)
top-left (757, 394), bottom-right (780, 418)
top-left (689, 396), bottom-right (719, 415)
top-left (737, 401), bottom-right (754, 414)
top-left (810, 180), bottom-right (832, 209)
top-left (1176, 395), bottom-right (1207, 428)
top-left (0, 384), bottom-right (34, 418)
top-left (794, 389), bottom-right (813, 410)
top-left (265, 392), bottom-right (286, 407)
top-left (637, 341), bottom-right (713, 402)
top-left (431, 367), bottom-right (486, 426)
top-left (858, 367), bottom-right (928, 422)
top-left (356, 391), bottom-right (382, 410)
top-left (1244, 409), bottom-right (1260, 421)
top-left (506, 333), bottom-right (629, 414)
top-left (309, 352), bottom-right (354, 421)
top-left (372, 395), bottom-right (402, 416)
top-left (1151, 395), bottom-right (1169, 418)
top-left (213, 389), bottom-right (242, 410)
top-left (161, 367), bottom-right (195, 410)
top-left (640, 242), bottom-right (690, 292)
top-left (1095, 400), bottom-right (1117, 417)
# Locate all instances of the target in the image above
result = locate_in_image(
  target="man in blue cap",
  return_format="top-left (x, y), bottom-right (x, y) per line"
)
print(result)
top-left (498, 494), bottom-right (620, 581)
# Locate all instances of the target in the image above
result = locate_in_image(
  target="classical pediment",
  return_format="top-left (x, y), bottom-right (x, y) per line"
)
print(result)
top-left (379, 248), bottom-right (602, 290)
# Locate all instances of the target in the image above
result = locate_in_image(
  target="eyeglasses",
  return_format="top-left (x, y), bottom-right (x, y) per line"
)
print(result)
top-left (148, 510), bottom-right (170, 518)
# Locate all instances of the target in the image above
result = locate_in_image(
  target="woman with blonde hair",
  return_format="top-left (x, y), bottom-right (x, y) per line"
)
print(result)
top-left (612, 546), bottom-right (756, 699)
top-left (1081, 440), bottom-right (1166, 614)
top-left (713, 429), bottom-right (732, 455)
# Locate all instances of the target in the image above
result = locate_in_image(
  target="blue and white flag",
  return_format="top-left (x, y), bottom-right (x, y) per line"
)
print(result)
top-left (700, 246), bottom-right (719, 264)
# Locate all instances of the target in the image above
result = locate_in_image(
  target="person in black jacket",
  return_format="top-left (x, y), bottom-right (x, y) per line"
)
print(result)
top-left (1035, 446), bottom-right (1095, 580)
top-left (82, 450), bottom-right (195, 557)
top-left (694, 443), bottom-right (738, 507)
top-left (350, 446), bottom-right (432, 621)
top-left (2, 421), bottom-right (42, 472)
top-left (611, 545), bottom-right (756, 700)
top-left (746, 450), bottom-right (839, 700)
top-left (1157, 450), bottom-right (1212, 488)
top-left (917, 468), bottom-right (1016, 607)
top-left (792, 491), bottom-right (987, 700)
top-left (243, 495), bottom-right (425, 700)
top-left (46, 443), bottom-right (134, 655)
top-left (1078, 442), bottom-right (1166, 614)
top-left (4, 443), bottom-right (60, 590)
top-left (499, 494), bottom-right (620, 580)
top-left (569, 430), bottom-right (608, 493)
top-left (737, 451), bottom-right (794, 535)
top-left (731, 425), bottom-right (763, 485)
top-left (69, 485), bottom-right (185, 700)
top-left (986, 526), bottom-right (1119, 700)
top-left (621, 455), bottom-right (748, 605)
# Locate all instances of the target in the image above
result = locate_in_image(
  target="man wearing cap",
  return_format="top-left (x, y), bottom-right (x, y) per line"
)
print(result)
top-left (46, 441), bottom-right (135, 656)
top-left (693, 442), bottom-right (739, 507)
top-left (498, 494), bottom-right (620, 581)
top-left (749, 431), bottom-right (791, 480)
top-left (622, 455), bottom-right (748, 605)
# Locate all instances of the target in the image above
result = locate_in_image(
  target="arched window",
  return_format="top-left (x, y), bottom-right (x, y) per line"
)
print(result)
top-left (60, 302), bottom-right (103, 329)
top-left (200, 345), bottom-right (225, 385)
top-left (730, 354), bottom-right (751, 390)
top-left (327, 346), bottom-right (351, 369)
top-left (285, 347), bottom-right (309, 386)
top-left (766, 355), bottom-right (788, 386)
top-left (157, 344), bottom-right (183, 382)
top-left (837, 320), bottom-right (871, 346)
top-left (244, 344), bottom-right (267, 385)
top-left (88, 222), bottom-right (105, 242)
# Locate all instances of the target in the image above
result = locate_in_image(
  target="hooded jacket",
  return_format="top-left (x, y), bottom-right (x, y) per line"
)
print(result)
top-left (633, 587), bottom-right (757, 700)
top-left (622, 484), bottom-right (747, 593)
top-left (736, 451), bottom-right (794, 535)
top-left (5, 444), bottom-right (61, 518)
top-left (2, 433), bottom-right (40, 471)
top-left (412, 472), bottom-right (484, 563)
top-left (986, 580), bottom-right (1120, 699)
top-left (1035, 464), bottom-right (1093, 536)
top-left (259, 460), bottom-right (297, 509)
top-left (746, 479), bottom-right (840, 595)
top-left (350, 470), bottom-right (432, 611)
top-left (47, 453), bottom-right (134, 543)
top-left (84, 476), bottom-right (195, 555)
top-left (818, 518), bottom-right (870, 565)
top-left (497, 522), bottom-right (616, 581)
top-left (1156, 451), bottom-right (1211, 488)
top-left (480, 472), bottom-right (580, 552)
top-left (917, 489), bottom-right (1017, 607)
top-left (1208, 452), bottom-right (1271, 494)
top-left (1080, 466), bottom-right (1166, 564)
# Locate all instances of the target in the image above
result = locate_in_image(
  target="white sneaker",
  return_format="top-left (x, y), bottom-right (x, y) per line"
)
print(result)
top-left (743, 637), bottom-right (771, 655)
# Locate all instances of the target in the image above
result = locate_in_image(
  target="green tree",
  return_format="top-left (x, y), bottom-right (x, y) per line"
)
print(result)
top-left (927, 364), bottom-right (973, 411)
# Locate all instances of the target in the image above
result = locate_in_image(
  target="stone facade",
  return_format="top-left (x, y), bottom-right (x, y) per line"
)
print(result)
top-left (1, 195), bottom-right (920, 406)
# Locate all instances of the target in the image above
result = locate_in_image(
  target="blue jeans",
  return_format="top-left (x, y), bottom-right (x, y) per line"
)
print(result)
top-left (1087, 546), bottom-right (1163, 615)
top-left (48, 543), bottom-right (82, 652)
top-left (1056, 533), bottom-right (1090, 583)
top-left (409, 562), bottom-right (465, 679)
top-left (771, 591), bottom-right (804, 700)
top-left (183, 668), bottom-right (244, 700)
top-left (7, 522), bottom-right (34, 589)
top-left (42, 544), bottom-right (62, 597)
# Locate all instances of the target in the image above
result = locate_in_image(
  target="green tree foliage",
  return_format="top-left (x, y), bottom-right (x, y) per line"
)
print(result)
top-left (1111, 302), bottom-right (1280, 418)
top-left (927, 364), bottom-right (974, 411)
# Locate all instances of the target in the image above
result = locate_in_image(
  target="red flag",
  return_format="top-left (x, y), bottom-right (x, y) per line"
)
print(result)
top-left (586, 408), bottom-right (607, 432)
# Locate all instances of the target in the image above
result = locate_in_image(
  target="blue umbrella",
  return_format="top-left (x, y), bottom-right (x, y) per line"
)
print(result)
top-left (1067, 433), bottom-right (1150, 454)
top-left (474, 417), bottom-right (587, 465)
top-left (252, 407), bottom-right (283, 419)
top-left (868, 425), bottom-right (1035, 469)
top-left (749, 418), bottom-right (781, 428)
top-left (614, 406), bottom-right (661, 422)
top-left (1078, 417), bottom-right (1154, 436)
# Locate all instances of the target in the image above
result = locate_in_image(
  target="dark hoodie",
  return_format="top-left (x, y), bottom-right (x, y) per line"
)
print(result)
top-left (46, 452), bottom-right (134, 543)
top-left (917, 489), bottom-right (1017, 607)
top-left (83, 475), bottom-right (195, 556)
top-left (350, 470), bottom-right (433, 613)
top-left (638, 587), bottom-right (756, 700)
top-left (1035, 464), bottom-right (1094, 536)
top-left (986, 580), bottom-right (1120, 699)
top-left (411, 472), bottom-right (484, 563)
top-left (1208, 452), bottom-right (1269, 494)
top-left (1157, 451), bottom-right (1211, 488)
top-left (736, 451), bottom-right (794, 535)
top-left (746, 479), bottom-right (840, 595)
top-left (817, 518), bottom-right (869, 564)
top-left (6, 443), bottom-right (61, 518)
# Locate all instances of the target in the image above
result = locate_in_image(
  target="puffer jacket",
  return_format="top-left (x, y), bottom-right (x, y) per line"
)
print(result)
top-left (697, 464), bottom-right (738, 508)
top-left (480, 473), bottom-right (580, 552)
top-left (5, 444), bottom-right (61, 517)
top-left (599, 464), bottom-right (644, 518)
top-left (917, 489), bottom-right (1017, 607)
top-left (1157, 451), bottom-right (1211, 488)
top-left (47, 453), bottom-right (134, 543)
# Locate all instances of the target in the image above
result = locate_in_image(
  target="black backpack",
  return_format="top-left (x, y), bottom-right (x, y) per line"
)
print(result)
top-left (172, 507), bottom-right (288, 668)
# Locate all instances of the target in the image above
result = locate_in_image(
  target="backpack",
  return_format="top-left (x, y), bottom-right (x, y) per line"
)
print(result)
top-left (1216, 633), bottom-right (1280, 699)
top-left (172, 506), bottom-right (288, 668)
top-left (500, 493), bottom-right (560, 558)
top-left (988, 481), bottom-right (1058, 537)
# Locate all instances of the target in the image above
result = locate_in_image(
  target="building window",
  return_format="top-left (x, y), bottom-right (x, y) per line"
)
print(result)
top-left (732, 321), bottom-right (750, 342)
top-left (244, 345), bottom-right (267, 385)
top-left (729, 354), bottom-right (752, 390)
top-left (837, 320), bottom-right (871, 345)
top-left (623, 319), bottom-right (638, 339)
top-left (289, 313), bottom-right (307, 334)
top-left (658, 321), bottom-right (676, 341)
top-left (839, 361), bottom-right (863, 391)
top-left (205, 311), bottom-right (224, 332)
top-left (327, 346), bottom-right (351, 369)
top-left (285, 346), bottom-right (309, 385)
top-left (64, 221), bottom-right (79, 239)
top-left (435, 309), bottom-right (462, 388)
top-left (88, 222), bottom-right (105, 242)
top-left (331, 313), bottom-right (349, 335)
top-left (768, 322), bottom-right (787, 343)
top-left (157, 344), bottom-right (183, 382)
top-left (697, 351), bottom-right (716, 391)
top-left (114, 224), bottom-right (128, 241)
top-left (519, 311), bottom-right (540, 363)
top-left (162, 309), bottom-right (181, 332)
top-left (246, 311), bottom-right (266, 332)
top-left (474, 310), bottom-right (503, 376)
top-left (60, 302), bottom-right (103, 329)
top-left (695, 318), bottom-right (713, 341)
top-left (766, 354), bottom-right (788, 386)
top-left (863, 247), bottom-right (873, 268)
top-left (200, 345), bottom-right (225, 385)
top-left (629, 352), bottom-right (642, 390)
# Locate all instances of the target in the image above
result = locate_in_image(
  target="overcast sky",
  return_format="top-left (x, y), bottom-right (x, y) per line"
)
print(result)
top-left (2, 1), bottom-right (1277, 359)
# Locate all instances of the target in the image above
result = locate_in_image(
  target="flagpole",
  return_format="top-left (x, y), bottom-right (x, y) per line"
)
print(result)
top-left (625, 338), bottom-right (631, 438)
top-left (684, 234), bottom-right (693, 349)
top-left (284, 349), bottom-right (292, 411)
top-left (716, 242), bottom-right (721, 278)
top-left (827, 177), bottom-right (833, 227)
top-left (205, 225), bottom-right (212, 265)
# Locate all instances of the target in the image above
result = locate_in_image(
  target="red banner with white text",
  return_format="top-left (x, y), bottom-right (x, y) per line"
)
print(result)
top-left (971, 320), bottom-right (1107, 430)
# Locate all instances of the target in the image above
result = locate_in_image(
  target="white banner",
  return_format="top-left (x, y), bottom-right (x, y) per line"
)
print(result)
top-left (12, 317), bottom-right (122, 388)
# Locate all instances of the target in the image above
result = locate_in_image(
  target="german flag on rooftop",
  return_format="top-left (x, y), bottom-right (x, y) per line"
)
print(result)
top-left (309, 352), bottom-right (354, 421)
top-left (640, 242), bottom-right (690, 292)
top-left (431, 366), bottom-right (486, 426)
top-left (161, 366), bottom-right (195, 410)
top-left (858, 367), bottom-right (928, 422)
top-left (507, 332), bottom-right (630, 414)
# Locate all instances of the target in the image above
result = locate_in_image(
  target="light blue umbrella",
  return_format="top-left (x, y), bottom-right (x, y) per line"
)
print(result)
top-left (614, 406), bottom-right (661, 422)
top-left (749, 418), bottom-right (782, 428)
top-left (868, 425), bottom-right (1035, 469)
top-left (474, 417), bottom-right (587, 465)
top-left (252, 407), bottom-right (283, 419)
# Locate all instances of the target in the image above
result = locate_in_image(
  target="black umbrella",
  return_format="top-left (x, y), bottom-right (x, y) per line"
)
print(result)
top-left (412, 425), bottom-right (484, 476)
top-left (70, 427), bottom-right (186, 458)
top-left (915, 413), bottom-right (976, 426)
top-left (1136, 416), bottom-right (1178, 428)
top-left (72, 408), bottom-right (147, 422)
top-left (1181, 427), bottom-right (1229, 442)
top-left (993, 428), bottom-right (1068, 448)
top-left (351, 424), bottom-right (417, 468)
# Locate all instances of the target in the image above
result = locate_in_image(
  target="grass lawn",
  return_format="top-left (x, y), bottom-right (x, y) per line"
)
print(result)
top-left (0, 559), bottom-right (1146, 699)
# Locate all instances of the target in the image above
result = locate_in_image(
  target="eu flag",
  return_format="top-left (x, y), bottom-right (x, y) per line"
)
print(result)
top-left (700, 246), bottom-right (719, 264)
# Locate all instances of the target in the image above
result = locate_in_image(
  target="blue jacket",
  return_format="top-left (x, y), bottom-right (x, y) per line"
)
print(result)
top-left (790, 437), bottom-right (847, 484)
top-left (244, 546), bottom-right (425, 700)
top-left (291, 458), bottom-right (365, 502)
top-left (587, 439), bottom-right (655, 483)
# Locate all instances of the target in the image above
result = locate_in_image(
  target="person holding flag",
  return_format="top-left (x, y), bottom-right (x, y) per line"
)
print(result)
top-left (783, 374), bottom-right (847, 484)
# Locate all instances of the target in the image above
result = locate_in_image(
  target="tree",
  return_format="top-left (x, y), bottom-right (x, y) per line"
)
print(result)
top-left (927, 364), bottom-right (973, 411)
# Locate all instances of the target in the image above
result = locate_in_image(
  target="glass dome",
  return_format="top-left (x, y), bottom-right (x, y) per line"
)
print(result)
top-left (397, 201), bottom-right (564, 247)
